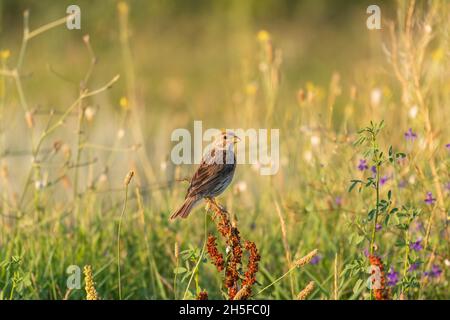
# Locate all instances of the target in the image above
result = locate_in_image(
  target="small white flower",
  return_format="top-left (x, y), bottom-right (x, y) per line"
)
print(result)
top-left (258, 62), bottom-right (268, 72)
top-left (35, 180), bottom-right (46, 190)
top-left (117, 129), bottom-right (125, 139)
top-left (370, 88), bottom-right (382, 107)
top-left (84, 107), bottom-right (96, 121)
top-left (226, 246), bottom-right (231, 255)
top-left (310, 135), bottom-right (320, 147)
top-left (408, 105), bottom-right (419, 119)
top-left (234, 181), bottom-right (247, 193)
top-left (424, 24), bottom-right (432, 34)
top-left (98, 173), bottom-right (108, 184)
top-left (445, 259), bottom-right (450, 267)
top-left (303, 150), bottom-right (313, 163)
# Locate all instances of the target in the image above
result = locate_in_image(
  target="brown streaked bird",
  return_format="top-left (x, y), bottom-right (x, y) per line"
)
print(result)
top-left (170, 131), bottom-right (240, 219)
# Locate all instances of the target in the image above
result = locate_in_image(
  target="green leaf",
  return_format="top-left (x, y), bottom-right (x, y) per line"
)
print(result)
top-left (173, 267), bottom-right (187, 274)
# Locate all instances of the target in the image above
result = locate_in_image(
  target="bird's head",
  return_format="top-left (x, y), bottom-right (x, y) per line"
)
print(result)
top-left (214, 131), bottom-right (240, 149)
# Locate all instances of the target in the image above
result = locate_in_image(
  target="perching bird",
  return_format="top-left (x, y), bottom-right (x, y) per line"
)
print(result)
top-left (170, 131), bottom-right (240, 219)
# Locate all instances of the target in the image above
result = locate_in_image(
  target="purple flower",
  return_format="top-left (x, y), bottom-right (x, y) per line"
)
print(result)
top-left (424, 192), bottom-right (436, 205)
top-left (371, 166), bottom-right (377, 175)
top-left (404, 128), bottom-right (417, 142)
top-left (375, 223), bottom-right (382, 232)
top-left (363, 248), bottom-right (369, 257)
top-left (409, 238), bottom-right (423, 251)
top-left (398, 180), bottom-right (407, 188)
top-left (424, 265), bottom-right (442, 278)
top-left (408, 262), bottom-right (420, 272)
top-left (415, 221), bottom-right (425, 233)
top-left (310, 254), bottom-right (322, 265)
top-left (387, 268), bottom-right (399, 287)
top-left (446, 143), bottom-right (450, 151)
top-left (358, 159), bottom-right (368, 171)
top-left (445, 182), bottom-right (450, 192)
top-left (334, 196), bottom-right (343, 207)
top-left (380, 175), bottom-right (389, 186)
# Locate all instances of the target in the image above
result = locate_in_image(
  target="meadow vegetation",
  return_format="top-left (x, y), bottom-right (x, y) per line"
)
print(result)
top-left (0, 0), bottom-right (448, 299)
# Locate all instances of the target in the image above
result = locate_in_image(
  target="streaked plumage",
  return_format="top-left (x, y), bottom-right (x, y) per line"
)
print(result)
top-left (170, 132), bottom-right (239, 219)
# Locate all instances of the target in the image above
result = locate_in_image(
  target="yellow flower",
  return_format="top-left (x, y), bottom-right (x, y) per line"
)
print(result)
top-left (257, 30), bottom-right (270, 43)
top-left (117, 1), bottom-right (129, 15)
top-left (245, 83), bottom-right (257, 96)
top-left (431, 48), bottom-right (444, 62)
top-left (119, 96), bottom-right (129, 110)
top-left (0, 50), bottom-right (10, 60)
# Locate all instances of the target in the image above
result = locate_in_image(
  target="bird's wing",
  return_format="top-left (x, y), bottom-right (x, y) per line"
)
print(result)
top-left (186, 150), bottom-right (235, 198)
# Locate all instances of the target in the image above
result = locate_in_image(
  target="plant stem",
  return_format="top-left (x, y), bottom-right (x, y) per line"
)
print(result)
top-left (117, 182), bottom-right (130, 300)
top-left (182, 211), bottom-right (208, 300)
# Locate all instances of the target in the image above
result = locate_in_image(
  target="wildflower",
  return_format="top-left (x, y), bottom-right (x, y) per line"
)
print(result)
top-left (363, 248), bottom-right (369, 257)
top-left (119, 96), bottom-right (129, 110)
top-left (424, 265), bottom-right (442, 278)
top-left (257, 30), bottom-right (270, 42)
top-left (117, 128), bottom-right (125, 139)
top-left (334, 196), bottom-right (343, 207)
top-left (445, 259), bottom-right (450, 267)
top-left (233, 181), bottom-right (247, 194)
top-left (160, 161), bottom-right (167, 171)
top-left (83, 265), bottom-right (99, 300)
top-left (409, 238), bottom-right (423, 252)
top-left (386, 268), bottom-right (399, 287)
top-left (398, 180), bottom-right (407, 189)
top-left (408, 105), bottom-right (418, 119)
top-left (117, 1), bottom-right (129, 15)
top-left (446, 143), bottom-right (450, 151)
top-left (370, 165), bottom-right (377, 175)
top-left (310, 254), bottom-right (322, 265)
top-left (310, 135), bottom-right (320, 147)
top-left (445, 182), bottom-right (450, 192)
top-left (296, 281), bottom-right (315, 300)
top-left (408, 262), bottom-right (420, 272)
top-left (375, 224), bottom-right (382, 232)
top-left (0, 49), bottom-right (10, 60)
top-left (380, 175), bottom-right (389, 186)
top-left (357, 159), bottom-right (369, 171)
top-left (424, 192), bottom-right (436, 205)
top-left (34, 180), bottom-right (46, 190)
top-left (415, 221), bottom-right (425, 233)
top-left (84, 106), bottom-right (96, 121)
top-left (303, 150), bottom-right (313, 163)
top-left (245, 83), bottom-right (257, 96)
top-left (370, 88), bottom-right (382, 107)
top-left (404, 128), bottom-right (417, 142)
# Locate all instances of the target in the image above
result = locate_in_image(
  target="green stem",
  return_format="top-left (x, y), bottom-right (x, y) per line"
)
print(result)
top-left (182, 211), bottom-right (208, 300)
top-left (117, 184), bottom-right (130, 300)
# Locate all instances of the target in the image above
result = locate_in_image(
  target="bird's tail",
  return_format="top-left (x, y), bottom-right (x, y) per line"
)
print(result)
top-left (170, 197), bottom-right (199, 220)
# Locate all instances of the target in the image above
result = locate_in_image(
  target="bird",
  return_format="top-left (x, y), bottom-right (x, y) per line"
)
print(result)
top-left (170, 131), bottom-right (240, 219)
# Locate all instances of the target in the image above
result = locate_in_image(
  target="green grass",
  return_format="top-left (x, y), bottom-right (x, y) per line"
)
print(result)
top-left (0, 0), bottom-right (449, 300)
